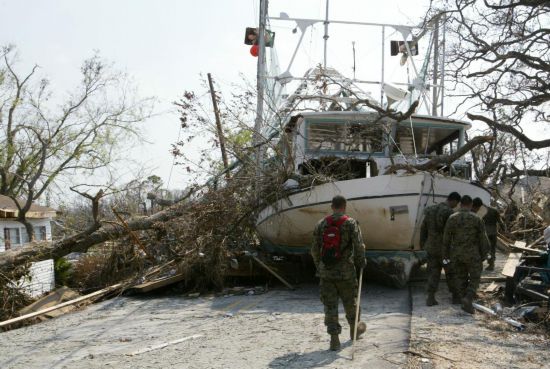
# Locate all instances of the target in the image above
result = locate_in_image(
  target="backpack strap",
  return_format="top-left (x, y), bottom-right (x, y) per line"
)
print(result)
top-left (334, 215), bottom-right (349, 228)
top-left (324, 215), bottom-right (334, 226)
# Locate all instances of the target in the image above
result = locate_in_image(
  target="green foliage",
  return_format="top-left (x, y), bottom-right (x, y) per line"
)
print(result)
top-left (226, 129), bottom-right (252, 149)
top-left (54, 258), bottom-right (72, 286)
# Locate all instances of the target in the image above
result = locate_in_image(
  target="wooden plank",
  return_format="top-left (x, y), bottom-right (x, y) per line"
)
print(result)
top-left (130, 273), bottom-right (186, 293)
top-left (484, 282), bottom-right (499, 293)
top-left (0, 284), bottom-right (122, 329)
top-left (480, 276), bottom-right (507, 283)
top-left (510, 241), bottom-right (545, 255)
top-left (527, 235), bottom-right (545, 248)
top-left (19, 287), bottom-right (80, 315)
top-left (501, 253), bottom-right (522, 277)
top-left (251, 255), bottom-right (295, 290)
top-left (127, 334), bottom-right (203, 356)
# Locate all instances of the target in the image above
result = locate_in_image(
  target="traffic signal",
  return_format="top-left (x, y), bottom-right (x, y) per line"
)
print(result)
top-left (390, 40), bottom-right (419, 56)
top-left (244, 27), bottom-right (275, 47)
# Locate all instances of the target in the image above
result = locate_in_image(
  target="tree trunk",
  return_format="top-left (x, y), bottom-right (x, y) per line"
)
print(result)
top-left (0, 203), bottom-right (188, 274)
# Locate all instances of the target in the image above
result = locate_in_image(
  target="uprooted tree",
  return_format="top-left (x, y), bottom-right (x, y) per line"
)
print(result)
top-left (0, 46), bottom-right (154, 240)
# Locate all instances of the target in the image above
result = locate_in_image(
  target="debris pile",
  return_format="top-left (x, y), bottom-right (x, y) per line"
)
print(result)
top-left (479, 234), bottom-right (550, 333)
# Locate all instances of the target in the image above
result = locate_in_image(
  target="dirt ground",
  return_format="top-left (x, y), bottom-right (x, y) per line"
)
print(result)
top-left (407, 282), bottom-right (550, 369)
top-left (1, 254), bottom-right (549, 369)
top-left (407, 253), bottom-right (550, 369)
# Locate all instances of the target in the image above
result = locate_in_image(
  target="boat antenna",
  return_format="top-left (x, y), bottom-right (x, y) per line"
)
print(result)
top-left (352, 41), bottom-right (356, 80)
top-left (323, 0), bottom-right (329, 69)
top-left (431, 16), bottom-right (439, 116)
top-left (440, 14), bottom-right (446, 116)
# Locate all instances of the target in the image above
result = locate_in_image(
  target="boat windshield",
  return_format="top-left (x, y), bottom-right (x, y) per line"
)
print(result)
top-left (306, 120), bottom-right (384, 154)
top-left (393, 124), bottom-right (461, 156)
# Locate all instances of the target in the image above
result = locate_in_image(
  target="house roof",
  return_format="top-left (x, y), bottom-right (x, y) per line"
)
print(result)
top-left (0, 195), bottom-right (57, 219)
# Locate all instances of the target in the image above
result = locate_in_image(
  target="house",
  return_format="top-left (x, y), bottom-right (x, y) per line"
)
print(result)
top-left (0, 195), bottom-right (57, 297)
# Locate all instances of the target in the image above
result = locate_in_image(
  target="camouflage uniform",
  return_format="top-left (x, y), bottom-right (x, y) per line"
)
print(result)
top-left (311, 212), bottom-right (366, 335)
top-left (443, 208), bottom-right (490, 298)
top-left (420, 202), bottom-right (455, 295)
top-left (482, 207), bottom-right (503, 263)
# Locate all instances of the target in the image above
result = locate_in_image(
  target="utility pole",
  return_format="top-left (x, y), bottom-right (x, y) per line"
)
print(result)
top-left (253, 0), bottom-right (268, 195)
top-left (207, 73), bottom-right (230, 178)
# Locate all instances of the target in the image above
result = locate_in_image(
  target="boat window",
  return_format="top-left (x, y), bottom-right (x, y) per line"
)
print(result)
top-left (393, 124), bottom-right (460, 156)
top-left (306, 121), bottom-right (383, 154)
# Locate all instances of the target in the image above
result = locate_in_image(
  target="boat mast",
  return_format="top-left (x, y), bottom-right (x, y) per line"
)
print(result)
top-left (381, 26), bottom-right (385, 105)
top-left (253, 0), bottom-right (268, 178)
top-left (323, 0), bottom-right (329, 69)
top-left (440, 14), bottom-right (446, 116)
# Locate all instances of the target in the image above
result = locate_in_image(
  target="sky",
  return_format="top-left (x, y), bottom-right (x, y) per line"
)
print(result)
top-left (0, 0), bottom-right (436, 192)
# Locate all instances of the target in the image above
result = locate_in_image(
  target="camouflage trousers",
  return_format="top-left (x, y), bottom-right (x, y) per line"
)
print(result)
top-left (453, 258), bottom-right (482, 297)
top-left (426, 252), bottom-right (456, 295)
top-left (319, 277), bottom-right (359, 335)
top-left (487, 234), bottom-right (497, 262)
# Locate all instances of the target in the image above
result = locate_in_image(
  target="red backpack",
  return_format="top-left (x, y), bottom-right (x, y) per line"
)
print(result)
top-left (321, 215), bottom-right (349, 266)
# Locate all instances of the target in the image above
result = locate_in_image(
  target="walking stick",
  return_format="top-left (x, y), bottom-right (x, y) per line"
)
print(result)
top-left (351, 266), bottom-right (364, 360)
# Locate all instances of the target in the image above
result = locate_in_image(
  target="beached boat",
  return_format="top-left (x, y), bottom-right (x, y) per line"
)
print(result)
top-left (250, 3), bottom-right (490, 286)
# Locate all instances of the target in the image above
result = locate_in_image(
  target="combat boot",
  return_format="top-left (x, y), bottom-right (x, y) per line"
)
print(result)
top-left (350, 321), bottom-right (367, 340)
top-left (486, 261), bottom-right (495, 271)
top-left (461, 292), bottom-right (475, 314)
top-left (451, 293), bottom-right (461, 305)
top-left (426, 292), bottom-right (438, 306)
top-left (329, 334), bottom-right (341, 351)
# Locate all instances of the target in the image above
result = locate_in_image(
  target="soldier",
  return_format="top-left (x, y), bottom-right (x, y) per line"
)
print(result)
top-left (420, 191), bottom-right (461, 306)
top-left (443, 195), bottom-right (490, 314)
top-left (472, 197), bottom-right (504, 271)
top-left (311, 195), bottom-right (367, 351)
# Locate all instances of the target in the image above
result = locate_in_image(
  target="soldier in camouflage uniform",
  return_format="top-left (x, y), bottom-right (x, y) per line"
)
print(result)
top-left (311, 195), bottom-right (367, 351)
top-left (472, 197), bottom-right (504, 271)
top-left (420, 192), bottom-right (461, 306)
top-left (443, 195), bottom-right (490, 314)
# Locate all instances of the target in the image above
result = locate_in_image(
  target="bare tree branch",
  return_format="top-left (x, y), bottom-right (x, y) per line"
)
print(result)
top-left (384, 136), bottom-right (495, 174)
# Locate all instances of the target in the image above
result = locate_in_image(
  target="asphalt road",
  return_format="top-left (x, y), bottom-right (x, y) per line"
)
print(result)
top-left (0, 283), bottom-right (412, 369)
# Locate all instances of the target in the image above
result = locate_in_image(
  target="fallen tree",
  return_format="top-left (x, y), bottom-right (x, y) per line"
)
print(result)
top-left (0, 193), bottom-right (193, 275)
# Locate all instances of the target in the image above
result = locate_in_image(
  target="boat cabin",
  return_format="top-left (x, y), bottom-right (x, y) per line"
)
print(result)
top-left (282, 112), bottom-right (472, 180)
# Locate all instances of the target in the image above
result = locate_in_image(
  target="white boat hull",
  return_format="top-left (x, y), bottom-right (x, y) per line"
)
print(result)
top-left (257, 172), bottom-right (490, 253)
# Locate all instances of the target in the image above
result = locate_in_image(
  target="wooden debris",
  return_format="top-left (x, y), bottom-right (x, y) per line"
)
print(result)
top-left (480, 276), bottom-right (507, 283)
top-left (526, 235), bottom-right (545, 249)
top-left (510, 241), bottom-right (545, 255)
top-left (250, 254), bottom-right (295, 290)
top-left (18, 287), bottom-right (80, 320)
top-left (484, 282), bottom-right (500, 293)
top-left (127, 334), bottom-right (203, 356)
top-left (130, 273), bottom-right (186, 293)
top-left (502, 253), bottom-right (522, 277)
top-left (0, 283), bottom-right (122, 330)
top-left (496, 235), bottom-right (513, 253)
